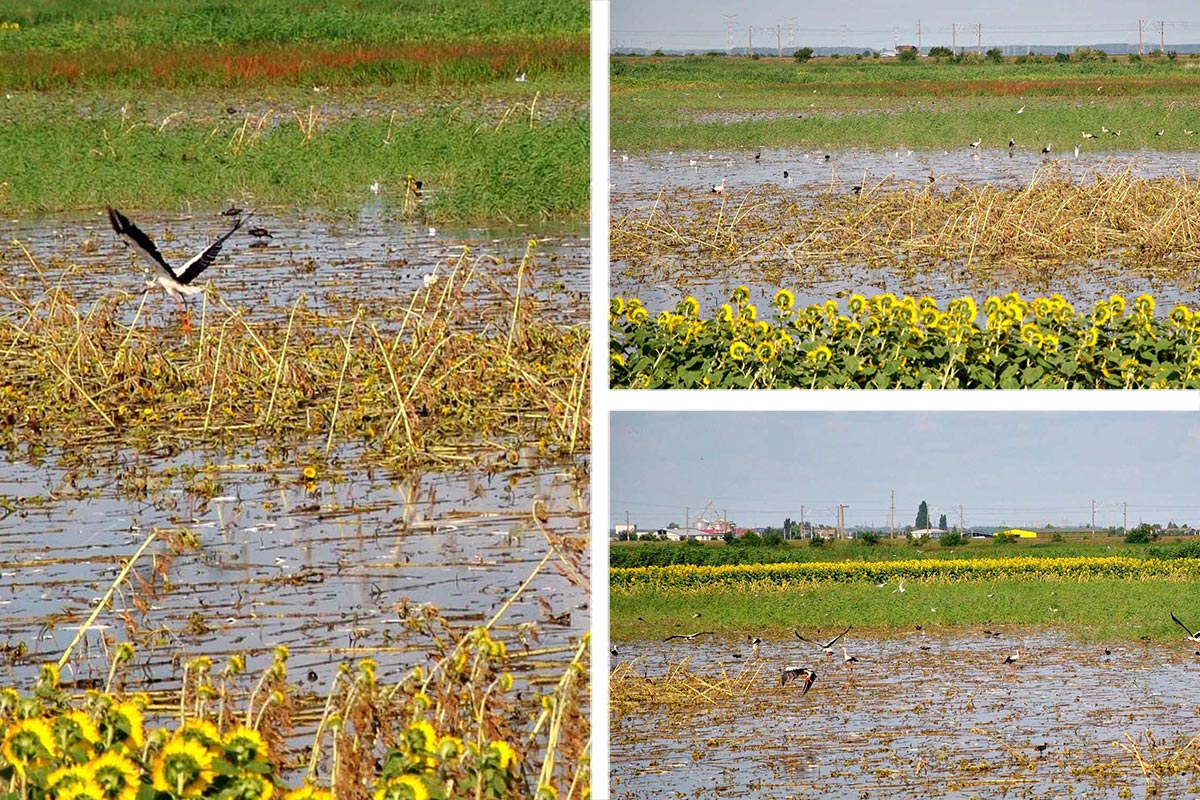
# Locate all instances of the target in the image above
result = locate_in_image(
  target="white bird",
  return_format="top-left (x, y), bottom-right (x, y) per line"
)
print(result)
top-left (663, 631), bottom-right (714, 643)
top-left (1008, 138), bottom-right (1016, 148)
top-left (1155, 129), bottom-right (1165, 137)
top-left (515, 70), bottom-right (527, 82)
top-left (1082, 131), bottom-right (1096, 139)
top-left (969, 139), bottom-right (982, 148)
top-left (1171, 612), bottom-right (1200, 644)
top-left (369, 180), bottom-right (380, 195)
top-left (1041, 144), bottom-right (1051, 154)
top-left (1003, 648), bottom-right (1021, 664)
top-left (1017, 105), bottom-right (1025, 114)
top-left (108, 207), bottom-right (247, 316)
top-left (1074, 144), bottom-right (1080, 158)
top-left (795, 625), bottom-right (851, 659)
top-left (841, 645), bottom-right (858, 669)
top-left (748, 636), bottom-right (762, 658)
top-left (711, 178), bottom-right (726, 193)
top-left (893, 579), bottom-right (906, 593)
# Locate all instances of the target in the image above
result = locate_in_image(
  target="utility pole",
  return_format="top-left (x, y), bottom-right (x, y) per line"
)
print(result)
top-left (838, 504), bottom-right (849, 539)
top-left (952, 23), bottom-right (957, 55)
top-left (723, 14), bottom-right (736, 54)
top-left (890, 490), bottom-right (895, 539)
top-left (1160, 20), bottom-right (1165, 52)
top-left (916, 19), bottom-right (922, 54)
top-left (976, 23), bottom-right (982, 54)
top-left (748, 25), bottom-right (754, 58)
top-left (1124, 502), bottom-right (1128, 534)
top-left (685, 505), bottom-right (689, 537)
top-left (800, 505), bottom-right (806, 538)
top-left (959, 505), bottom-right (964, 533)
top-left (1091, 500), bottom-right (1096, 538)
top-left (777, 24), bottom-right (782, 58)
top-left (1138, 19), bottom-right (1144, 56)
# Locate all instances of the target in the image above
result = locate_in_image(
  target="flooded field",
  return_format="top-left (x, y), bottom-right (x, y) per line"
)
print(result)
top-left (610, 630), bottom-right (1200, 799)
top-left (3, 211), bottom-right (588, 326)
top-left (610, 147), bottom-right (1200, 312)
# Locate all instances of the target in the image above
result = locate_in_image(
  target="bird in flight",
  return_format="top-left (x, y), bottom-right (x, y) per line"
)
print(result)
top-left (795, 625), bottom-right (851, 658)
top-left (108, 207), bottom-right (248, 328)
top-left (781, 666), bottom-right (817, 693)
top-left (663, 631), bottom-right (714, 643)
top-left (1171, 612), bottom-right (1200, 643)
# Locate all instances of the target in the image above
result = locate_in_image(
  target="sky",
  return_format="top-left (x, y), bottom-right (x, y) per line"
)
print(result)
top-left (611, 0), bottom-right (1200, 52)
top-left (610, 412), bottom-right (1200, 531)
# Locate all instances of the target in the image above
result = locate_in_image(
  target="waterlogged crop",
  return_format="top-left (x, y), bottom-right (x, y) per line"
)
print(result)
top-left (610, 289), bottom-right (1200, 388)
top-left (610, 556), bottom-right (1200, 590)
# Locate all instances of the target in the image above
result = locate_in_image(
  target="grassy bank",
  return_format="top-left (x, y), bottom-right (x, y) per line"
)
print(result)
top-left (611, 56), bottom-right (1200, 150)
top-left (0, 106), bottom-right (588, 220)
top-left (611, 578), bottom-right (1200, 642)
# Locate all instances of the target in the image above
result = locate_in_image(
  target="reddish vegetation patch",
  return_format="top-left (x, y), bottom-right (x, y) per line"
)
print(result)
top-left (0, 37), bottom-right (586, 87)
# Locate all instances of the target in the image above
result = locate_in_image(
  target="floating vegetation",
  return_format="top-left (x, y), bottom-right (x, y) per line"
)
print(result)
top-left (612, 167), bottom-right (1200, 296)
top-left (0, 244), bottom-right (589, 469)
top-left (609, 658), bottom-right (768, 718)
top-left (609, 288), bottom-right (1200, 388)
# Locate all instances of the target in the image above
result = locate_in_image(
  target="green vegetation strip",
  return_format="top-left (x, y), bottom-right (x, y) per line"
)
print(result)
top-left (0, 108), bottom-right (587, 220)
top-left (611, 555), bottom-right (1200, 590)
top-left (611, 579), bottom-right (1200, 642)
top-left (611, 57), bottom-right (1200, 150)
top-left (610, 290), bottom-right (1200, 388)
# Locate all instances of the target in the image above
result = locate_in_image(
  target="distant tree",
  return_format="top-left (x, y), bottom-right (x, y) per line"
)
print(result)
top-left (939, 530), bottom-right (964, 547)
top-left (916, 501), bottom-right (930, 530)
top-left (986, 47), bottom-right (1003, 63)
top-left (741, 531), bottom-right (763, 547)
top-left (1128, 53), bottom-right (1141, 63)
top-left (684, 537), bottom-right (701, 547)
top-left (1125, 524), bottom-right (1157, 544)
top-left (667, 522), bottom-right (679, 529)
top-left (723, 531), bottom-right (736, 545)
top-left (793, 47), bottom-right (814, 63)
top-left (927, 46), bottom-right (953, 59)
top-left (652, 49), bottom-right (665, 57)
top-left (1054, 51), bottom-right (1070, 63)
top-left (638, 533), bottom-right (657, 541)
top-left (861, 49), bottom-right (873, 58)
top-left (898, 48), bottom-right (917, 62)
top-left (1149, 48), bottom-right (1164, 58)
top-left (857, 531), bottom-right (881, 545)
top-left (809, 534), bottom-right (825, 548)
top-left (763, 531), bottom-right (785, 547)
top-left (938, 514), bottom-right (948, 531)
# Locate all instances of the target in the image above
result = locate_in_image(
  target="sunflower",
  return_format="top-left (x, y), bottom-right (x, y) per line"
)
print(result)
top-left (151, 735), bottom-right (215, 797)
top-left (1134, 294), bottom-right (1155, 316)
top-left (178, 719), bottom-right (222, 754)
top-left (102, 701), bottom-right (145, 753)
top-left (730, 285), bottom-right (750, 305)
top-left (677, 296), bottom-right (701, 319)
top-left (728, 341), bottom-right (750, 360)
top-left (739, 303), bottom-right (757, 323)
top-left (2, 717), bottom-right (56, 774)
top-left (224, 773), bottom-right (276, 800)
top-left (627, 306), bottom-right (649, 324)
top-left (805, 345), bottom-right (833, 366)
top-left (1169, 305), bottom-right (1193, 328)
top-left (847, 294), bottom-right (867, 315)
top-left (608, 297), bottom-right (625, 317)
top-left (373, 775), bottom-right (430, 800)
top-left (407, 719), bottom-right (438, 753)
top-left (771, 288), bottom-right (795, 311)
top-left (283, 783), bottom-right (333, 800)
top-left (487, 740), bottom-right (517, 771)
top-left (223, 726), bottom-right (268, 767)
top-left (89, 750), bottom-right (140, 800)
top-left (755, 341), bottom-right (777, 362)
top-left (56, 710), bottom-right (102, 755)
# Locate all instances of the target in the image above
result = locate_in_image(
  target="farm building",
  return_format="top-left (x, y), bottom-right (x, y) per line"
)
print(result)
top-left (997, 528), bottom-right (1038, 538)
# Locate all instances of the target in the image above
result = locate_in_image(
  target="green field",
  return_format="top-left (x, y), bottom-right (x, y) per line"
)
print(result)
top-left (0, 0), bottom-right (588, 220)
top-left (611, 55), bottom-right (1200, 151)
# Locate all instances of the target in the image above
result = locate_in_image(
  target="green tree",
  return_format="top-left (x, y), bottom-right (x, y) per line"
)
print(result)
top-left (938, 514), bottom-right (948, 531)
top-left (898, 48), bottom-right (917, 62)
top-left (939, 530), bottom-right (964, 547)
top-left (793, 47), bottom-right (814, 62)
top-left (928, 46), bottom-right (953, 58)
top-left (916, 501), bottom-right (930, 530)
top-left (986, 47), bottom-right (1003, 63)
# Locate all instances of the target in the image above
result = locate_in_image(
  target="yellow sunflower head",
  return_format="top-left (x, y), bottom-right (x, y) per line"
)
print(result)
top-left (89, 750), bottom-right (140, 800)
top-left (283, 782), bottom-right (334, 800)
top-left (102, 701), bottom-right (145, 754)
top-left (677, 296), bottom-right (701, 319)
top-left (755, 341), bottom-right (777, 362)
top-left (2, 717), bottom-right (56, 774)
top-left (151, 736), bottom-right (215, 797)
top-left (406, 719), bottom-right (438, 753)
top-left (730, 285), bottom-right (750, 305)
top-left (771, 288), bottom-right (795, 312)
top-left (729, 341), bottom-right (750, 361)
top-left (487, 740), bottom-right (518, 772)
top-left (373, 775), bottom-right (430, 800)
top-left (1170, 305), bottom-right (1193, 328)
top-left (223, 726), bottom-right (269, 767)
top-left (805, 345), bottom-right (833, 366)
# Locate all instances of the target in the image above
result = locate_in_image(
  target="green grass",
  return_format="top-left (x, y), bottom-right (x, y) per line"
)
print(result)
top-left (0, 106), bottom-right (588, 220)
top-left (611, 578), bottom-right (1200, 643)
top-left (0, 0), bottom-right (588, 49)
top-left (611, 56), bottom-right (1200, 151)
top-left (610, 536), bottom-right (1191, 567)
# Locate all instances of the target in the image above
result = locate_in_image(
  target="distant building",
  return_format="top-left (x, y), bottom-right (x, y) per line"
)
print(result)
top-left (897, 44), bottom-right (919, 55)
top-left (997, 528), bottom-right (1038, 538)
top-left (613, 523), bottom-right (636, 538)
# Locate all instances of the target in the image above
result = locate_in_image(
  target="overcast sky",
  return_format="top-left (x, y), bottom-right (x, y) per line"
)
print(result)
top-left (611, 0), bottom-right (1200, 52)
top-left (610, 412), bottom-right (1200, 531)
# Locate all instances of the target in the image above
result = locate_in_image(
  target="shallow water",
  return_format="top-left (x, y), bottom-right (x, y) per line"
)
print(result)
top-left (610, 630), bottom-right (1200, 799)
top-left (610, 147), bottom-right (1200, 312)
top-left (0, 445), bottom-right (589, 694)
top-left (2, 210), bottom-right (588, 327)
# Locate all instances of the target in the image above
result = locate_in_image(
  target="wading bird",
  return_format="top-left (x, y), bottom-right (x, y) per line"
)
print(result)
top-left (795, 625), bottom-right (851, 658)
top-left (711, 178), bottom-right (726, 193)
top-left (894, 579), bottom-right (906, 593)
top-left (841, 645), bottom-right (858, 670)
top-left (1008, 138), bottom-right (1016, 148)
top-left (969, 139), bottom-right (981, 148)
top-left (749, 636), bottom-right (762, 658)
top-left (1156, 129), bottom-right (1165, 137)
top-left (1041, 144), bottom-right (1052, 154)
top-left (781, 666), bottom-right (817, 693)
top-left (1082, 131), bottom-right (1096, 139)
top-left (1003, 648), bottom-right (1021, 664)
top-left (220, 202), bottom-right (243, 217)
top-left (1171, 612), bottom-right (1200, 644)
top-left (248, 226), bottom-right (272, 239)
top-left (663, 631), bottom-right (714, 643)
top-left (108, 207), bottom-right (248, 330)
top-left (515, 70), bottom-right (527, 82)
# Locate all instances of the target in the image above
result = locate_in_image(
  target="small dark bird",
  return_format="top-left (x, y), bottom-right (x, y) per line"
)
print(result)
top-left (1171, 612), bottom-right (1200, 644)
top-left (1041, 144), bottom-right (1051, 154)
top-left (823, 153), bottom-right (831, 161)
top-left (248, 226), bottom-right (273, 239)
top-left (611, 646), bottom-right (618, 657)
top-left (783, 170), bottom-right (789, 179)
top-left (1008, 138), bottom-right (1016, 148)
top-left (1155, 129), bottom-right (1165, 137)
top-left (851, 185), bottom-right (862, 195)
top-left (663, 631), bottom-right (714, 643)
top-left (1035, 743), bottom-right (1048, 753)
top-left (754, 149), bottom-right (762, 161)
top-left (221, 203), bottom-right (243, 217)
top-left (781, 666), bottom-right (817, 694)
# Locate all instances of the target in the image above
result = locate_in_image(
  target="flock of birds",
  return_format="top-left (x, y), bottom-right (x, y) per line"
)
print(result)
top-left (613, 610), bottom-right (1200, 698)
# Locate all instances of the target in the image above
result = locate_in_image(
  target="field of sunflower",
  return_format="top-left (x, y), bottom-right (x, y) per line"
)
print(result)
top-left (609, 289), bottom-right (1200, 389)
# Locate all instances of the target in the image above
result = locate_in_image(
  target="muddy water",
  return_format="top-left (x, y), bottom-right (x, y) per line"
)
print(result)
top-left (610, 148), bottom-right (1200, 312)
top-left (611, 630), bottom-right (1200, 799)
top-left (2, 211), bottom-right (588, 327)
top-left (0, 447), bottom-right (589, 694)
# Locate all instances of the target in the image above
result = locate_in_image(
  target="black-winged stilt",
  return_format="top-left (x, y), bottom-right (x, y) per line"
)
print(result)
top-left (1171, 612), bottom-right (1200, 643)
top-left (1082, 131), bottom-right (1096, 139)
top-left (781, 666), bottom-right (817, 693)
top-left (108, 207), bottom-right (248, 328)
top-left (1008, 138), bottom-right (1015, 148)
top-left (663, 631), bottom-right (714, 643)
top-left (795, 625), bottom-right (851, 659)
